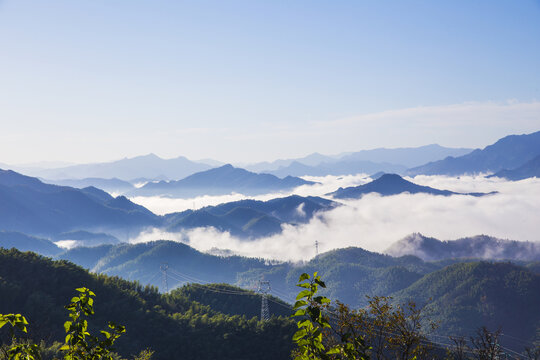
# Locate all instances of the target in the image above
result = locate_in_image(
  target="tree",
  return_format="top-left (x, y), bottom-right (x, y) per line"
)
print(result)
top-left (291, 272), bottom-right (439, 360)
top-left (1, 288), bottom-right (134, 360)
top-left (470, 327), bottom-right (502, 360)
top-left (291, 272), bottom-right (370, 360)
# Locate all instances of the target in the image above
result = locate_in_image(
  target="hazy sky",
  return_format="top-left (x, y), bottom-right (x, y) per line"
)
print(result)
top-left (1, 0), bottom-right (539, 164)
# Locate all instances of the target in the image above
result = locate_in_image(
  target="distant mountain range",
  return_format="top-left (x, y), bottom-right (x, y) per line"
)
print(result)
top-left (44, 177), bottom-right (135, 193)
top-left (0, 168), bottom-right (334, 240)
top-left (489, 154), bottom-right (540, 180)
top-left (22, 153), bottom-right (212, 181)
top-left (385, 233), bottom-right (540, 261)
top-left (163, 195), bottom-right (338, 238)
top-left (249, 144), bottom-right (472, 177)
top-left (408, 130), bottom-right (540, 176)
top-left (5, 131), bottom-right (540, 181)
top-left (0, 231), bottom-right (62, 256)
top-left (130, 164), bottom-right (315, 198)
top-left (327, 173), bottom-right (495, 199)
top-left (265, 160), bottom-right (407, 178)
top-left (0, 168), bottom-right (159, 237)
top-left (2, 144), bottom-right (474, 184)
top-left (245, 144), bottom-right (472, 176)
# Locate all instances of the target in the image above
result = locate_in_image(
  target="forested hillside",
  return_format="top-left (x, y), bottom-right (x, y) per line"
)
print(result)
top-left (0, 249), bottom-right (295, 360)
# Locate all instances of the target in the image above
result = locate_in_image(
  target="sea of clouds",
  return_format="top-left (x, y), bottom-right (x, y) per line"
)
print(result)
top-left (128, 175), bottom-right (540, 262)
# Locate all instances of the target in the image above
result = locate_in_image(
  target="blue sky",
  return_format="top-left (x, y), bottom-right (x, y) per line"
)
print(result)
top-left (0, 0), bottom-right (539, 164)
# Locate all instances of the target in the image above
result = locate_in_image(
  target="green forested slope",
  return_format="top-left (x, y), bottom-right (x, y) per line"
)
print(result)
top-left (393, 261), bottom-right (540, 351)
top-left (0, 249), bottom-right (295, 360)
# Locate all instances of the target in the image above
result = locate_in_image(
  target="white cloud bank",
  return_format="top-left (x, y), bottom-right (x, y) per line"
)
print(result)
top-left (129, 175), bottom-right (540, 262)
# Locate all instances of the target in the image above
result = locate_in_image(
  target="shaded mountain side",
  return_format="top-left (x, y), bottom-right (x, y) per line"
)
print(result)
top-left (163, 195), bottom-right (338, 238)
top-left (386, 233), bottom-right (540, 261)
top-left (26, 153), bottom-right (212, 181)
top-left (328, 173), bottom-right (495, 199)
top-left (408, 130), bottom-right (540, 176)
top-left (59, 241), bottom-right (272, 286)
top-left (131, 164), bottom-right (315, 197)
top-left (0, 169), bottom-right (159, 236)
top-left (0, 231), bottom-right (61, 256)
top-left (489, 154), bottom-right (540, 180)
top-left (392, 261), bottom-right (540, 351)
top-left (0, 248), bottom-right (295, 360)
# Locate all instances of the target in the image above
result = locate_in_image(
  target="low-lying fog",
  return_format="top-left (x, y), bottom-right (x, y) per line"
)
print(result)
top-left (128, 175), bottom-right (540, 262)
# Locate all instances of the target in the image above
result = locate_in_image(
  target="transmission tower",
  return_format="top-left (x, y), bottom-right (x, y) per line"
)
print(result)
top-left (315, 239), bottom-right (319, 255)
top-left (258, 280), bottom-right (271, 322)
top-left (160, 263), bottom-right (169, 293)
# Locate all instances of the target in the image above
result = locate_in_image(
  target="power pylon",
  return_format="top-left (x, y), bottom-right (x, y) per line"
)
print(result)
top-left (160, 263), bottom-right (169, 293)
top-left (258, 280), bottom-right (271, 322)
top-left (315, 239), bottom-right (319, 255)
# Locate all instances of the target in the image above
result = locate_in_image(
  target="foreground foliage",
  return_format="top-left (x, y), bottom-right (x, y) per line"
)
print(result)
top-left (291, 272), bottom-right (540, 360)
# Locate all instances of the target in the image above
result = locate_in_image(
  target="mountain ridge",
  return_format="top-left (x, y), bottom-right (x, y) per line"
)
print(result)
top-left (131, 164), bottom-right (315, 198)
top-left (327, 173), bottom-right (495, 199)
top-left (408, 131), bottom-right (540, 176)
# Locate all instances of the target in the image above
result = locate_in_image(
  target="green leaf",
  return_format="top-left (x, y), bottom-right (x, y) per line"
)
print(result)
top-left (298, 273), bottom-right (310, 282)
top-left (292, 329), bottom-right (306, 341)
top-left (314, 279), bottom-right (326, 288)
top-left (326, 347), bottom-right (341, 355)
top-left (296, 290), bottom-right (311, 300)
top-left (292, 309), bottom-right (306, 317)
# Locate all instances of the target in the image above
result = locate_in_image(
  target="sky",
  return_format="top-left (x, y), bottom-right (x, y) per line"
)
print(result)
top-left (0, 0), bottom-right (539, 164)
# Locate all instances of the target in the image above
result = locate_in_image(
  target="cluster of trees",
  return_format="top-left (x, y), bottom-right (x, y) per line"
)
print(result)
top-left (2, 247), bottom-right (540, 359)
top-left (290, 272), bottom-right (540, 360)
top-left (0, 249), bottom-right (295, 360)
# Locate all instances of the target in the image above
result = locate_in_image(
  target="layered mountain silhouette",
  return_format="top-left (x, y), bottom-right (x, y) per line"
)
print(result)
top-left (0, 168), bottom-right (159, 236)
top-left (163, 195), bottom-right (337, 238)
top-left (0, 231), bottom-right (61, 256)
top-left (489, 154), bottom-right (540, 180)
top-left (266, 160), bottom-right (406, 178)
top-left (131, 164), bottom-right (315, 197)
top-left (0, 168), bottom-right (338, 240)
top-left (408, 130), bottom-right (540, 176)
top-left (385, 233), bottom-right (540, 261)
top-left (327, 173), bottom-right (494, 199)
top-left (247, 145), bottom-right (472, 176)
top-left (45, 177), bottom-right (135, 194)
top-left (26, 153), bottom-right (211, 181)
